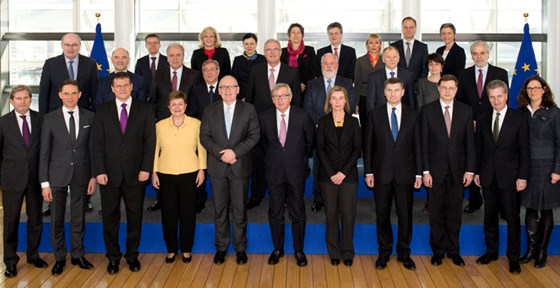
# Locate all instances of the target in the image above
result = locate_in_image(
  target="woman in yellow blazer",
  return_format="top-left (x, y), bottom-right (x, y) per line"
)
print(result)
top-left (152, 91), bottom-right (206, 264)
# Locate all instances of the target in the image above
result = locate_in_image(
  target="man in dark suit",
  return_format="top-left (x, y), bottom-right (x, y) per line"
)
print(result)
top-left (473, 80), bottom-right (529, 274)
top-left (260, 83), bottom-right (315, 267)
top-left (199, 75), bottom-right (260, 265)
top-left (134, 33), bottom-right (169, 90)
top-left (420, 74), bottom-right (476, 267)
top-left (304, 52), bottom-right (355, 212)
top-left (0, 85), bottom-right (47, 278)
top-left (367, 46), bottom-right (415, 111)
top-left (390, 17), bottom-right (428, 84)
top-left (457, 40), bottom-right (509, 214)
top-left (316, 22), bottom-right (357, 81)
top-left (92, 72), bottom-right (156, 275)
top-left (364, 77), bottom-right (422, 271)
top-left (94, 48), bottom-right (149, 110)
top-left (39, 80), bottom-right (96, 276)
top-left (245, 38), bottom-right (301, 209)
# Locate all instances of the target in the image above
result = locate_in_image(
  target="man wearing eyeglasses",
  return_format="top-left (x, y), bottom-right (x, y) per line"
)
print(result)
top-left (134, 33), bottom-right (169, 91)
top-left (200, 75), bottom-right (260, 265)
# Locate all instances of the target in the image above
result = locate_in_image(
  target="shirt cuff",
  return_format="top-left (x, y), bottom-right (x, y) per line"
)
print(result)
top-left (465, 172), bottom-right (474, 175)
top-left (40, 182), bottom-right (50, 188)
top-left (365, 173), bottom-right (373, 177)
top-left (423, 171), bottom-right (430, 175)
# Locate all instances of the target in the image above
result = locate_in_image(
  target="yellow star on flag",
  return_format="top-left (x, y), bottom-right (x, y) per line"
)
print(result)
top-left (97, 63), bottom-right (102, 71)
top-left (521, 63), bottom-right (530, 72)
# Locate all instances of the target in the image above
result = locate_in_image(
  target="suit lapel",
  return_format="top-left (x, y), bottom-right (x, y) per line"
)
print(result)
top-left (58, 55), bottom-right (71, 79)
top-left (108, 101), bottom-right (122, 137)
top-left (495, 108), bottom-right (511, 145)
top-left (76, 108), bottom-right (89, 144)
top-left (228, 102), bottom-right (242, 143)
top-left (179, 65), bottom-right (190, 92)
top-left (8, 112), bottom-right (26, 148)
top-left (29, 111), bottom-right (41, 148)
top-left (437, 102), bottom-right (451, 139)
top-left (379, 105), bottom-right (394, 142)
top-left (54, 109), bottom-right (74, 146)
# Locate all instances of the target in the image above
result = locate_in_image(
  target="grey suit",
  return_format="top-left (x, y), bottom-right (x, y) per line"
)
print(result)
top-left (39, 107), bottom-right (94, 261)
top-left (200, 100), bottom-right (260, 252)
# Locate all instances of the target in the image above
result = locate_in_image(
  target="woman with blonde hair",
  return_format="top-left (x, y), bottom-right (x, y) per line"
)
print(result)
top-left (191, 26), bottom-right (231, 79)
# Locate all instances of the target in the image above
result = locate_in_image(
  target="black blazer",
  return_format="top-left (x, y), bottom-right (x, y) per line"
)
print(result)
top-left (245, 62), bottom-right (301, 113)
top-left (134, 53), bottom-right (169, 90)
top-left (92, 99), bottom-right (156, 187)
top-left (186, 82), bottom-right (221, 120)
top-left (355, 53), bottom-right (385, 97)
top-left (191, 47), bottom-right (231, 79)
top-left (366, 68), bottom-right (415, 111)
top-left (259, 106), bottom-right (315, 185)
top-left (316, 113), bottom-right (361, 183)
top-left (0, 110), bottom-right (43, 191)
top-left (94, 71), bottom-right (149, 111)
top-left (316, 44), bottom-right (357, 81)
top-left (39, 54), bottom-right (98, 113)
top-left (199, 100), bottom-right (260, 178)
top-left (149, 65), bottom-right (200, 121)
top-left (304, 76), bottom-right (356, 126)
top-left (364, 104), bottom-right (421, 185)
top-left (39, 108), bottom-right (94, 187)
top-left (436, 43), bottom-right (466, 78)
top-left (390, 39), bottom-right (428, 83)
top-left (476, 108), bottom-right (530, 190)
top-left (420, 100), bottom-right (476, 184)
top-left (231, 54), bottom-right (266, 99)
top-left (281, 46), bottom-right (318, 86)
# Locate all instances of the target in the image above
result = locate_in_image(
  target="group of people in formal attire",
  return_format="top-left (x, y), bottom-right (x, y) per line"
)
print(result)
top-left (1, 16), bottom-right (558, 279)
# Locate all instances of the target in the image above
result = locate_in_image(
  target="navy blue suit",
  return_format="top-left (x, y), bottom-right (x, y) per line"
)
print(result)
top-left (391, 39), bottom-right (428, 83)
top-left (134, 53), bottom-right (169, 91)
top-left (316, 44), bottom-right (356, 81)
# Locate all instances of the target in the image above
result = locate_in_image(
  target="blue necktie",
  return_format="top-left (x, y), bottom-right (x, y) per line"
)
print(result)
top-left (225, 106), bottom-right (232, 139)
top-left (391, 107), bottom-right (398, 142)
top-left (389, 71), bottom-right (395, 78)
top-left (326, 79), bottom-right (332, 93)
top-left (68, 60), bottom-right (75, 80)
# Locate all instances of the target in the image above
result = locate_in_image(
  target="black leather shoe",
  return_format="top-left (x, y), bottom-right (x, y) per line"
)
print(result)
top-left (509, 261), bottom-right (521, 274)
top-left (398, 256), bottom-right (416, 270)
top-left (236, 251), bottom-right (248, 265)
top-left (246, 199), bottom-right (261, 210)
top-left (107, 260), bottom-right (119, 275)
top-left (4, 265), bottom-right (17, 278)
top-left (343, 259), bottom-right (353, 267)
top-left (28, 257), bottom-right (48, 268)
top-left (196, 203), bottom-right (205, 213)
top-left (431, 254), bottom-right (443, 266)
top-left (295, 251), bottom-right (308, 267)
top-left (476, 253), bottom-right (498, 265)
top-left (213, 251), bottom-right (227, 264)
top-left (147, 200), bottom-right (161, 211)
top-left (463, 204), bottom-right (481, 214)
top-left (127, 258), bottom-right (141, 272)
top-left (42, 207), bottom-right (51, 217)
top-left (86, 200), bottom-right (94, 212)
top-left (268, 249), bottom-right (284, 265)
top-left (423, 202), bottom-right (429, 214)
top-left (375, 256), bottom-right (389, 270)
top-left (51, 261), bottom-right (65, 276)
top-left (165, 254), bottom-right (176, 264)
top-left (182, 253), bottom-right (192, 263)
top-left (448, 254), bottom-right (465, 266)
top-left (311, 201), bottom-right (323, 212)
top-left (71, 257), bottom-right (93, 269)
top-left (330, 259), bottom-right (340, 266)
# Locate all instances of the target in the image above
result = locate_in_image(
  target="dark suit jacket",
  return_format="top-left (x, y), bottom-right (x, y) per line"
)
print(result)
top-left (186, 82), bottom-right (220, 120)
top-left (476, 108), bottom-right (530, 189)
top-left (355, 53), bottom-right (385, 97)
top-left (259, 106), bottom-right (315, 185)
top-left (316, 44), bottom-right (357, 81)
top-left (457, 64), bottom-right (509, 121)
top-left (281, 46), bottom-right (318, 86)
top-left (436, 43), bottom-right (466, 78)
top-left (420, 100), bottom-right (476, 184)
top-left (316, 113), bottom-right (361, 183)
top-left (364, 104), bottom-right (421, 185)
top-left (245, 62), bottom-right (301, 112)
top-left (134, 53), bottom-right (169, 90)
top-left (191, 47), bottom-right (231, 79)
top-left (39, 108), bottom-right (94, 187)
top-left (0, 110), bottom-right (42, 191)
top-left (94, 71), bottom-right (149, 111)
top-left (366, 68), bottom-right (415, 111)
top-left (231, 54), bottom-right (266, 99)
top-left (39, 54), bottom-right (98, 113)
top-left (199, 100), bottom-right (260, 178)
top-left (92, 99), bottom-right (156, 187)
top-left (391, 39), bottom-right (428, 83)
top-left (304, 76), bottom-right (356, 126)
top-left (149, 65), bottom-right (200, 121)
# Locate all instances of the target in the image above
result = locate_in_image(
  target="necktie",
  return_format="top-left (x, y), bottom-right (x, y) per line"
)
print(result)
top-left (20, 115), bottom-right (30, 147)
top-left (68, 111), bottom-right (76, 145)
top-left (269, 68), bottom-right (276, 90)
top-left (493, 112), bottom-right (501, 142)
top-left (225, 106), bottom-right (232, 139)
top-left (391, 107), bottom-right (398, 142)
top-left (444, 106), bottom-right (451, 137)
top-left (209, 85), bottom-right (215, 103)
top-left (150, 57), bottom-right (156, 79)
top-left (390, 71), bottom-right (395, 78)
top-left (334, 47), bottom-right (339, 59)
top-left (279, 113), bottom-right (287, 147)
top-left (405, 42), bottom-right (412, 67)
top-left (120, 103), bottom-right (128, 135)
top-left (68, 60), bottom-right (75, 80)
top-left (326, 79), bottom-right (332, 93)
top-left (171, 71), bottom-right (178, 92)
top-left (477, 69), bottom-right (484, 98)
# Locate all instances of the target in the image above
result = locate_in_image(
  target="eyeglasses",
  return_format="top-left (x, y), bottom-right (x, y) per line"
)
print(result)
top-left (526, 86), bottom-right (543, 92)
top-left (219, 85), bottom-right (238, 90)
top-left (272, 94), bottom-right (291, 99)
top-left (202, 68), bottom-right (218, 72)
top-left (62, 43), bottom-right (79, 48)
top-left (264, 48), bottom-right (281, 53)
top-left (113, 84), bottom-right (131, 90)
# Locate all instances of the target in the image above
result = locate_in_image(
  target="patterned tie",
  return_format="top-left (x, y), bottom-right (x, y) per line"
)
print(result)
top-left (225, 106), bottom-right (232, 139)
top-left (150, 57), bottom-right (156, 79)
top-left (20, 115), bottom-right (30, 147)
top-left (171, 71), bottom-right (178, 92)
top-left (120, 103), bottom-right (128, 134)
top-left (209, 85), bottom-right (215, 103)
top-left (333, 47), bottom-right (339, 59)
top-left (279, 114), bottom-right (287, 147)
top-left (68, 111), bottom-right (76, 145)
top-left (477, 69), bottom-right (484, 98)
top-left (269, 68), bottom-right (276, 91)
top-left (444, 106), bottom-right (451, 137)
top-left (391, 107), bottom-right (398, 142)
top-left (390, 71), bottom-right (395, 78)
top-left (326, 79), bottom-right (332, 93)
top-left (493, 112), bottom-right (500, 142)
top-left (68, 60), bottom-right (75, 80)
top-left (405, 42), bottom-right (412, 67)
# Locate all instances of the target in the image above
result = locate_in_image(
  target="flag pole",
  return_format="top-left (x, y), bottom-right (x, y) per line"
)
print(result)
top-left (524, 13), bottom-right (528, 23)
top-left (96, 13), bottom-right (100, 24)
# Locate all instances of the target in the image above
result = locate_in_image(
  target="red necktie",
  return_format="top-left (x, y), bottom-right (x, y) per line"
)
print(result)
top-left (171, 71), bottom-right (178, 92)
top-left (334, 47), bottom-right (339, 59)
top-left (477, 69), bottom-right (483, 98)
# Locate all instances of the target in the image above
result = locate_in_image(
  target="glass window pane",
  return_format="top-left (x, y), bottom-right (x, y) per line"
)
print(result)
top-left (8, 0), bottom-right (72, 32)
top-left (79, 0), bottom-right (115, 32)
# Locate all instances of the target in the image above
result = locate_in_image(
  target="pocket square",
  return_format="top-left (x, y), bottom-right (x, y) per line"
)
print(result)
top-left (83, 125), bottom-right (90, 128)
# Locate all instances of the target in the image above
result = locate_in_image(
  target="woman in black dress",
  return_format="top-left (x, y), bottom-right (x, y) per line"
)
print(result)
top-left (280, 23), bottom-right (317, 92)
top-left (191, 26), bottom-right (231, 79)
top-left (231, 33), bottom-right (266, 99)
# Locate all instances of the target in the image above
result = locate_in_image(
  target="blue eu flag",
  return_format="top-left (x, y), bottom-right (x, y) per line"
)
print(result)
top-left (90, 23), bottom-right (110, 77)
top-left (509, 23), bottom-right (538, 108)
